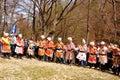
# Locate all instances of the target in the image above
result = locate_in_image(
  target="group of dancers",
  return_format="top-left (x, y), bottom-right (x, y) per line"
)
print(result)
top-left (0, 32), bottom-right (120, 75)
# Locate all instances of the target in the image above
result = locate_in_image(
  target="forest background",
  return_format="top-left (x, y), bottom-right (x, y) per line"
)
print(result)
top-left (0, 0), bottom-right (120, 45)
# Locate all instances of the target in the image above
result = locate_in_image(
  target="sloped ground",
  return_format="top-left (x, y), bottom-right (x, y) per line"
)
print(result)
top-left (0, 58), bottom-right (119, 80)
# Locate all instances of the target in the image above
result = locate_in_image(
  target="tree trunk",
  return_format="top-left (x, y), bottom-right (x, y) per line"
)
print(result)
top-left (62, 18), bottom-right (67, 42)
top-left (0, 0), bottom-right (2, 24)
top-left (86, 0), bottom-right (91, 45)
top-left (51, 1), bottom-right (58, 40)
top-left (41, 20), bottom-right (45, 35)
top-left (51, 19), bottom-right (57, 40)
top-left (112, 0), bottom-right (117, 42)
top-left (2, 0), bottom-right (7, 36)
top-left (32, 0), bottom-right (36, 41)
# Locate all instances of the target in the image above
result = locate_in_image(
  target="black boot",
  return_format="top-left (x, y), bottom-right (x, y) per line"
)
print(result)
top-left (112, 66), bottom-right (116, 74)
top-left (61, 58), bottom-right (64, 63)
top-left (66, 60), bottom-right (69, 64)
top-left (28, 54), bottom-right (32, 59)
top-left (118, 67), bottom-right (120, 75)
top-left (89, 63), bottom-right (92, 68)
top-left (20, 54), bottom-right (22, 59)
top-left (17, 54), bottom-right (19, 59)
top-left (44, 55), bottom-right (47, 61)
top-left (70, 60), bottom-right (72, 64)
top-left (40, 56), bottom-right (42, 60)
top-left (101, 64), bottom-right (103, 71)
top-left (116, 67), bottom-right (119, 75)
top-left (8, 54), bottom-right (10, 59)
top-left (41, 56), bottom-right (44, 60)
top-left (58, 57), bottom-right (61, 63)
top-left (56, 58), bottom-right (58, 63)
top-left (30, 55), bottom-right (32, 59)
top-left (3, 53), bottom-right (6, 58)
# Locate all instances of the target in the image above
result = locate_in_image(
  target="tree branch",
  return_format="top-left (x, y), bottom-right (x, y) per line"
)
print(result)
top-left (57, 0), bottom-right (73, 20)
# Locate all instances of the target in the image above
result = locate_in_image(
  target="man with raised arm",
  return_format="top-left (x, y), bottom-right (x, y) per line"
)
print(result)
top-left (1, 32), bottom-right (11, 59)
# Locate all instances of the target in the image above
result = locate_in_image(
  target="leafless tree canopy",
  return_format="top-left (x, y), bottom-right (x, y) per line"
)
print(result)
top-left (0, 0), bottom-right (119, 44)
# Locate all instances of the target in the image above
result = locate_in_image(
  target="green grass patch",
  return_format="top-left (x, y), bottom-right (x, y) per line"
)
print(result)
top-left (0, 58), bottom-right (119, 80)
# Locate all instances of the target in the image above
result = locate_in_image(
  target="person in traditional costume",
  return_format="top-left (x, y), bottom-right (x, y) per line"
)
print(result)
top-left (95, 43), bottom-right (101, 69)
top-left (55, 37), bottom-right (64, 63)
top-left (34, 41), bottom-right (39, 58)
top-left (74, 44), bottom-right (80, 65)
top-left (112, 45), bottom-right (120, 75)
top-left (99, 41), bottom-right (108, 71)
top-left (76, 39), bottom-right (87, 66)
top-left (117, 48), bottom-right (120, 75)
top-left (15, 34), bottom-right (24, 59)
top-left (62, 45), bottom-right (68, 64)
top-left (105, 45), bottom-right (113, 70)
top-left (0, 38), bottom-right (2, 54)
top-left (88, 41), bottom-right (97, 68)
top-left (44, 37), bottom-right (54, 61)
top-left (27, 40), bottom-right (35, 59)
top-left (1, 32), bottom-right (11, 59)
top-left (10, 34), bottom-right (17, 57)
top-left (23, 39), bottom-right (29, 56)
top-left (38, 35), bottom-right (46, 60)
top-left (66, 37), bottom-right (75, 64)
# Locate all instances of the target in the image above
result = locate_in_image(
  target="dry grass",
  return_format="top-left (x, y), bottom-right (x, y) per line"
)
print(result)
top-left (0, 57), bottom-right (119, 80)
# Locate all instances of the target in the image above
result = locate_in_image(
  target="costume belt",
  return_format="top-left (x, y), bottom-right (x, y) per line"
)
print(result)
top-left (99, 54), bottom-right (107, 56)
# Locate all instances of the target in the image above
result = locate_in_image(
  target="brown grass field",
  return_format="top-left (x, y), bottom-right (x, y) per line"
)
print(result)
top-left (0, 57), bottom-right (119, 80)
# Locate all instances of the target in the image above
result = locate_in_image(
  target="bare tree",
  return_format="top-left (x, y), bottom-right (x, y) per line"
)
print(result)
top-left (28, 0), bottom-right (84, 40)
top-left (0, 0), bottom-right (2, 25)
top-left (2, 0), bottom-right (7, 36)
top-left (32, 0), bottom-right (36, 40)
top-left (86, 0), bottom-right (91, 44)
top-left (112, 0), bottom-right (118, 42)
